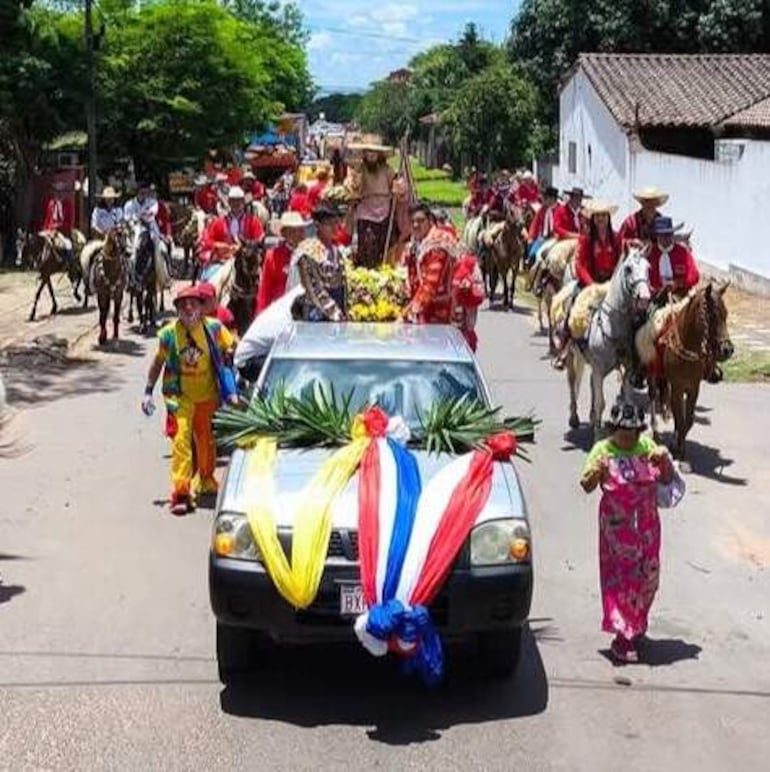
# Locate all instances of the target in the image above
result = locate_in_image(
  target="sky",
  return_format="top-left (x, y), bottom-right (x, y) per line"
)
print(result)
top-left (295, 1), bottom-right (519, 94)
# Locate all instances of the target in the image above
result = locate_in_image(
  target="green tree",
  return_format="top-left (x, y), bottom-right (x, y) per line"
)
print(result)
top-left (508, 0), bottom-right (769, 129)
top-left (308, 93), bottom-right (363, 123)
top-left (443, 63), bottom-right (539, 170)
top-left (96, 1), bottom-right (311, 179)
top-left (356, 80), bottom-right (413, 143)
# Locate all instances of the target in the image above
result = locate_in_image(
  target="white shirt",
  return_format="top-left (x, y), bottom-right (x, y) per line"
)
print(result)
top-left (234, 287), bottom-right (304, 368)
top-left (91, 205), bottom-right (124, 234)
top-left (659, 247), bottom-right (674, 284)
top-left (124, 196), bottom-right (158, 224)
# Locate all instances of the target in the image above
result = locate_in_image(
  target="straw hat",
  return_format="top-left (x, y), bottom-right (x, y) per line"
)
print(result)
top-left (278, 211), bottom-right (311, 231)
top-left (583, 199), bottom-right (618, 217)
top-left (633, 186), bottom-right (669, 206)
top-left (227, 186), bottom-right (245, 200)
top-left (347, 142), bottom-right (394, 156)
top-left (100, 186), bottom-right (119, 200)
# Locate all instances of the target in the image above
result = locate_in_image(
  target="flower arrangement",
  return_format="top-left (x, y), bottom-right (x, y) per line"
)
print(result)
top-left (214, 386), bottom-right (538, 459)
top-left (345, 263), bottom-right (410, 322)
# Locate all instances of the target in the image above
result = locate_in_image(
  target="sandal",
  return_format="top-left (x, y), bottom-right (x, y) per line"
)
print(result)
top-left (610, 635), bottom-right (639, 664)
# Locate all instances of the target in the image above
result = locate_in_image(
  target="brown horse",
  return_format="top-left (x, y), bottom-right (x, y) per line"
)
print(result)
top-left (646, 282), bottom-right (734, 466)
top-left (27, 230), bottom-right (86, 321)
top-left (93, 226), bottom-right (129, 346)
top-left (227, 241), bottom-right (262, 335)
top-left (485, 208), bottom-right (525, 309)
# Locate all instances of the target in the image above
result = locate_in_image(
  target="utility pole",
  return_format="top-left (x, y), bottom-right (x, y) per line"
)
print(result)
top-left (84, 0), bottom-right (98, 231)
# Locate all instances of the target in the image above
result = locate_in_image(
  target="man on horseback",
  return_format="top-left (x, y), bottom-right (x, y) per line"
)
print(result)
top-left (41, 181), bottom-right (75, 274)
top-left (619, 186), bottom-right (669, 250)
top-left (200, 185), bottom-right (265, 267)
top-left (647, 216), bottom-right (700, 299)
top-left (193, 175), bottom-right (218, 216)
top-left (553, 187), bottom-right (586, 241)
top-left (527, 185), bottom-right (559, 270)
top-left (90, 187), bottom-right (124, 239)
top-left (552, 200), bottom-right (622, 370)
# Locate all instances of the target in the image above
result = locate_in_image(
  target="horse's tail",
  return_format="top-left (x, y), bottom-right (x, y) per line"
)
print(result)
top-left (155, 246), bottom-right (171, 290)
top-left (550, 282), bottom-right (573, 329)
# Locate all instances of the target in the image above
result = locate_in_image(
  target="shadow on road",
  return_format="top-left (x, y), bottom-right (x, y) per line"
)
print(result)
top-left (0, 583), bottom-right (25, 605)
top-left (599, 637), bottom-right (702, 668)
top-left (220, 627), bottom-right (548, 744)
top-left (90, 339), bottom-right (146, 358)
top-left (655, 431), bottom-right (748, 486)
top-left (0, 352), bottom-right (122, 407)
top-left (562, 426), bottom-right (594, 453)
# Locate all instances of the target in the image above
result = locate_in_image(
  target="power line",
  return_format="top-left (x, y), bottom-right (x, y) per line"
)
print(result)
top-left (308, 26), bottom-right (426, 44)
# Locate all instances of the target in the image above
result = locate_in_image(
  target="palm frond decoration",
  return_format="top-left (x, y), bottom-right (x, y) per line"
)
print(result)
top-left (214, 386), bottom-right (538, 460)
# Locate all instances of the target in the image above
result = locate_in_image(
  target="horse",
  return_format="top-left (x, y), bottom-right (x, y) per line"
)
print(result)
top-left (93, 226), bottom-right (129, 346)
top-left (555, 248), bottom-right (652, 437)
top-left (27, 229), bottom-right (86, 321)
top-left (127, 225), bottom-right (158, 333)
top-left (483, 210), bottom-right (525, 309)
top-left (527, 238), bottom-right (578, 353)
top-left (636, 282), bottom-right (733, 465)
top-left (227, 240), bottom-right (263, 335)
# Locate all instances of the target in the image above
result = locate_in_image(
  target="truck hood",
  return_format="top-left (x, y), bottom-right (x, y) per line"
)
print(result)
top-left (219, 447), bottom-right (527, 529)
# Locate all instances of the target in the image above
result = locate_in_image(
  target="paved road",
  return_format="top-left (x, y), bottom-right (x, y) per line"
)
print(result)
top-left (1, 305), bottom-right (768, 770)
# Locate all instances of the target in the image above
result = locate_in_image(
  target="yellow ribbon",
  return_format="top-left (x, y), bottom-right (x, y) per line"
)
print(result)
top-left (243, 436), bottom-right (369, 609)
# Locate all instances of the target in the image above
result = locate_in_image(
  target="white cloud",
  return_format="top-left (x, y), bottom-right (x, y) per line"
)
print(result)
top-left (370, 4), bottom-right (419, 23)
top-left (307, 30), bottom-right (333, 51)
top-left (381, 21), bottom-right (408, 36)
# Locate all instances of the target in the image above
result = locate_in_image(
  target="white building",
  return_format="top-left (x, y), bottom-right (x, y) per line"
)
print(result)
top-left (557, 53), bottom-right (770, 283)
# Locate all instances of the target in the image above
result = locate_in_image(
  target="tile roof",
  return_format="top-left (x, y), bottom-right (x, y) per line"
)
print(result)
top-left (722, 95), bottom-right (770, 130)
top-left (575, 53), bottom-right (770, 130)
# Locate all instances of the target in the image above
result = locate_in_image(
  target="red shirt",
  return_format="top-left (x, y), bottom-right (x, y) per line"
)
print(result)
top-left (43, 197), bottom-right (74, 235)
top-left (308, 181), bottom-right (328, 209)
top-left (333, 223), bottom-right (353, 247)
top-left (156, 200), bottom-right (173, 238)
top-left (194, 186), bottom-right (218, 214)
top-left (516, 181), bottom-right (541, 205)
top-left (553, 203), bottom-right (584, 240)
top-left (289, 190), bottom-right (312, 219)
top-left (200, 213), bottom-right (264, 263)
top-left (226, 167), bottom-right (243, 186)
top-left (212, 306), bottom-right (236, 331)
top-left (255, 242), bottom-right (291, 314)
top-left (527, 205), bottom-right (556, 242)
top-left (618, 210), bottom-right (660, 250)
top-left (647, 243), bottom-right (700, 293)
top-left (575, 233), bottom-right (621, 286)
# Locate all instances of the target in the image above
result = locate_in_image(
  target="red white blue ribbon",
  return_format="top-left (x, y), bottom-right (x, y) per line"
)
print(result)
top-left (354, 411), bottom-right (516, 684)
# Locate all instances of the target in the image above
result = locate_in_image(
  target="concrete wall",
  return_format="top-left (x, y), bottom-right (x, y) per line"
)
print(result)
top-left (629, 141), bottom-right (770, 278)
top-left (557, 69), bottom-right (629, 204)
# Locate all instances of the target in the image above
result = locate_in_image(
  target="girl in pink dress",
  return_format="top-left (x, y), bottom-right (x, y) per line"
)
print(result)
top-left (581, 399), bottom-right (683, 663)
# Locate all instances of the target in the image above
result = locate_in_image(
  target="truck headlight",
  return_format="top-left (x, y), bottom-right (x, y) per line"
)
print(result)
top-left (212, 512), bottom-right (261, 561)
top-left (470, 519), bottom-right (531, 566)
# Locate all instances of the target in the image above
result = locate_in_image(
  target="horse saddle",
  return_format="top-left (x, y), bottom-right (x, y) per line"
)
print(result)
top-left (568, 283), bottom-right (609, 340)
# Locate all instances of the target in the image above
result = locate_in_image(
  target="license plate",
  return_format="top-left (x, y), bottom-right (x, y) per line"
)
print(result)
top-left (339, 584), bottom-right (366, 616)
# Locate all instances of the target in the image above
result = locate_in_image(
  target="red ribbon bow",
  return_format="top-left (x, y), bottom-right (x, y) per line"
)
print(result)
top-left (485, 431), bottom-right (518, 461)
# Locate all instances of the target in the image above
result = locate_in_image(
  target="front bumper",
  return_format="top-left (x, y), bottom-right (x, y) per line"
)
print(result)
top-left (209, 554), bottom-right (533, 644)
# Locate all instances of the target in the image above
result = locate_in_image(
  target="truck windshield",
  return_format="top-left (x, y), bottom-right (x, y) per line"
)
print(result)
top-left (261, 358), bottom-right (486, 426)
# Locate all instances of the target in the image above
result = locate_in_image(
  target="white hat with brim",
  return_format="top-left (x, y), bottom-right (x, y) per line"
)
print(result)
top-left (347, 142), bottom-right (394, 156)
top-left (228, 186), bottom-right (245, 200)
top-left (100, 186), bottom-right (119, 199)
top-left (633, 186), bottom-right (669, 206)
top-left (583, 200), bottom-right (619, 217)
top-left (278, 211), bottom-right (311, 231)
top-left (194, 175), bottom-right (209, 186)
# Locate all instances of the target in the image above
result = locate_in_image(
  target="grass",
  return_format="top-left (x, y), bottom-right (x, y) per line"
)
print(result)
top-left (391, 154), bottom-right (468, 207)
top-left (723, 350), bottom-right (770, 383)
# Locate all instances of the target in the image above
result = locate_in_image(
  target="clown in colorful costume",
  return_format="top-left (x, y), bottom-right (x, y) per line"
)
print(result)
top-left (142, 285), bottom-right (236, 515)
top-left (581, 399), bottom-right (680, 664)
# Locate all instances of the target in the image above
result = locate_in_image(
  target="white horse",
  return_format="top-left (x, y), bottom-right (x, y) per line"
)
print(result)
top-left (563, 248), bottom-right (652, 436)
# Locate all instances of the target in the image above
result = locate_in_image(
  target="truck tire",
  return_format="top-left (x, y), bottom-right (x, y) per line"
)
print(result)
top-left (216, 623), bottom-right (270, 685)
top-left (477, 627), bottom-right (523, 679)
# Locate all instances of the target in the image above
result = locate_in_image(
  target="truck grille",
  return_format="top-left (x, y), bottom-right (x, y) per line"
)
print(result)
top-left (279, 529), bottom-right (359, 562)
